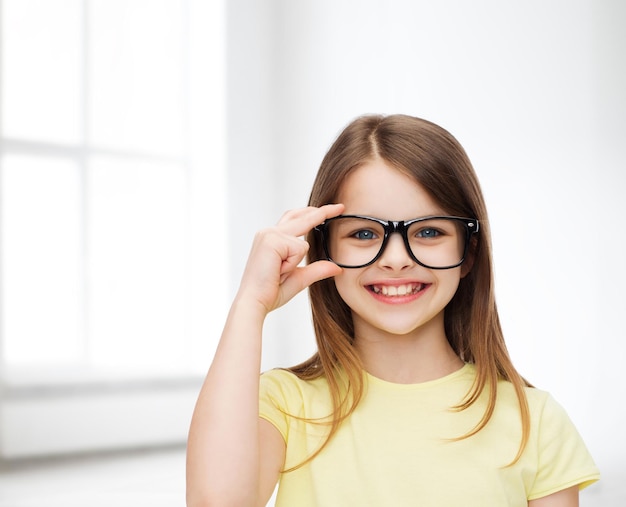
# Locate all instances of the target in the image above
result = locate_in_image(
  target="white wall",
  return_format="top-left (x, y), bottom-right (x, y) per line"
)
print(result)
top-left (226, 1), bottom-right (626, 505)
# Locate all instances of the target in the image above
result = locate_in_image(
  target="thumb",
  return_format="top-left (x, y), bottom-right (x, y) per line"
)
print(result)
top-left (299, 260), bottom-right (343, 286)
top-left (277, 261), bottom-right (342, 306)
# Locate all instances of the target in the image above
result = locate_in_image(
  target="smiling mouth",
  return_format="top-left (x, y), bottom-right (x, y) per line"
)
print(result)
top-left (369, 283), bottom-right (426, 296)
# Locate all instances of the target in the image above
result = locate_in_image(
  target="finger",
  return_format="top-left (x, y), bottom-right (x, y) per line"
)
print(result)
top-left (277, 204), bottom-right (344, 237)
top-left (277, 204), bottom-right (340, 222)
top-left (278, 238), bottom-right (310, 279)
top-left (277, 204), bottom-right (342, 229)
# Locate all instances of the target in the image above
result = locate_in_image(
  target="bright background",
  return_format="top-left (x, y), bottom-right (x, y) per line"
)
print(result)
top-left (1, 1), bottom-right (624, 505)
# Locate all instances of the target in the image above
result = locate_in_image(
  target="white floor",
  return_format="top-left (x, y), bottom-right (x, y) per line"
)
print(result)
top-left (0, 447), bottom-right (187, 507)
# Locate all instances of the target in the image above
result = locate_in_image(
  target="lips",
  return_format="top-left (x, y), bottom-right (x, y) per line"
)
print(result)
top-left (369, 283), bottom-right (426, 296)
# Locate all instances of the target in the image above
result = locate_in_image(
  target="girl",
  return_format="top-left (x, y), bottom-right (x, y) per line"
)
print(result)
top-left (186, 114), bottom-right (599, 506)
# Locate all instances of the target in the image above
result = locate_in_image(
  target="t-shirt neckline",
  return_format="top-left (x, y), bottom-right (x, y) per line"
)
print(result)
top-left (364, 362), bottom-right (473, 390)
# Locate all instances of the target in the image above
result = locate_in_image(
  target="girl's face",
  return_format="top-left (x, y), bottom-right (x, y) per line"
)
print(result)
top-left (332, 158), bottom-right (464, 343)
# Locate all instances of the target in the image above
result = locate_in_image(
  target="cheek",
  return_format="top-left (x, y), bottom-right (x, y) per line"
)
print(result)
top-left (440, 271), bottom-right (463, 302)
top-left (332, 272), bottom-right (361, 306)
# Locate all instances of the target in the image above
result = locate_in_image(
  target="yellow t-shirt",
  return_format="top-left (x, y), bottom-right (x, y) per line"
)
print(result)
top-left (259, 364), bottom-right (599, 506)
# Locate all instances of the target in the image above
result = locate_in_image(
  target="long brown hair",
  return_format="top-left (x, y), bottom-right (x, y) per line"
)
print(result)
top-left (287, 114), bottom-right (530, 468)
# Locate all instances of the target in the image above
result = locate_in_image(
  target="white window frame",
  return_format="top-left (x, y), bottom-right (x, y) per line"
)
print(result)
top-left (0, 0), bottom-right (227, 460)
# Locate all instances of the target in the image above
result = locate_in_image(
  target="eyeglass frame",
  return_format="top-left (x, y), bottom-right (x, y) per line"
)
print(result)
top-left (315, 214), bottom-right (480, 270)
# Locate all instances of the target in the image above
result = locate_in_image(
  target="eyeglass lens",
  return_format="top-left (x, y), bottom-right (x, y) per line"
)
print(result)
top-left (325, 217), bottom-right (468, 268)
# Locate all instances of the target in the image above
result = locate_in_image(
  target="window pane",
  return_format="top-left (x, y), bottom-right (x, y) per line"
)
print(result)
top-left (1, 155), bottom-right (83, 364)
top-left (87, 156), bottom-right (188, 371)
top-left (89, 0), bottom-right (186, 156)
top-left (1, 0), bottom-right (82, 144)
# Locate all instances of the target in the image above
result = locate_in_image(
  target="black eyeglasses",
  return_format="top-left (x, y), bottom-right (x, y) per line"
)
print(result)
top-left (316, 215), bottom-right (479, 269)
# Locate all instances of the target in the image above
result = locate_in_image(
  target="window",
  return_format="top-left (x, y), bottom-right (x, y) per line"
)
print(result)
top-left (0, 0), bottom-right (226, 458)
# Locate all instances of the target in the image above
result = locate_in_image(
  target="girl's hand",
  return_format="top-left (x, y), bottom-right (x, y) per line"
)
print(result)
top-left (236, 204), bottom-right (344, 315)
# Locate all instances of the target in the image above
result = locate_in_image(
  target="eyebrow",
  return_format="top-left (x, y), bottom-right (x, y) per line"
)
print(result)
top-left (337, 213), bottom-right (453, 221)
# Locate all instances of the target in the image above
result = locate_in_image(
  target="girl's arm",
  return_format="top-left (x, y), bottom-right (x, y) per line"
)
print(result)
top-left (528, 486), bottom-right (579, 507)
top-left (186, 205), bottom-right (343, 507)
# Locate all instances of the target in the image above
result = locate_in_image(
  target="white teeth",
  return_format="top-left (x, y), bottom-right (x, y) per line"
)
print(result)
top-left (374, 283), bottom-right (422, 296)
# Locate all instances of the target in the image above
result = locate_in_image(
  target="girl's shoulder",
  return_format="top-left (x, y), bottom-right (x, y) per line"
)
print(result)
top-left (259, 368), bottom-right (334, 439)
top-left (261, 367), bottom-right (329, 387)
top-left (260, 368), bottom-right (331, 405)
top-left (495, 375), bottom-right (576, 431)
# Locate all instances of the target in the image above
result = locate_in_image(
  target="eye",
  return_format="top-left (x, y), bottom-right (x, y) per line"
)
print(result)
top-left (352, 229), bottom-right (378, 240)
top-left (416, 227), bottom-right (441, 239)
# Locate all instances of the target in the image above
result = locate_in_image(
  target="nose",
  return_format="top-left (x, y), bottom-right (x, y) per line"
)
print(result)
top-left (377, 232), bottom-right (414, 270)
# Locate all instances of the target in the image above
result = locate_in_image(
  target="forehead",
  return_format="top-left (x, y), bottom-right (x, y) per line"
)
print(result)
top-left (336, 159), bottom-right (446, 220)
